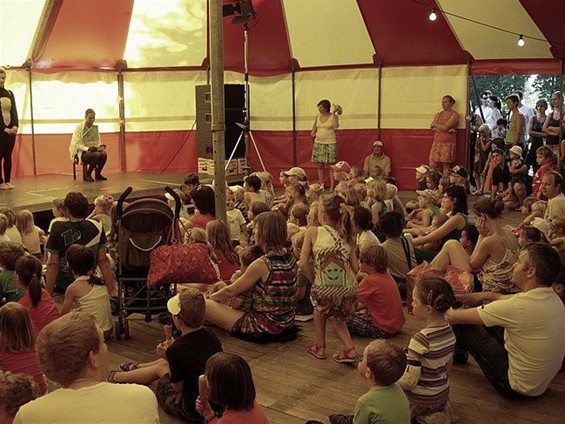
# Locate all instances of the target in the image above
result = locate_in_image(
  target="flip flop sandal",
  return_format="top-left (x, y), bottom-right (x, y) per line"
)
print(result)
top-left (332, 347), bottom-right (357, 364)
top-left (307, 343), bottom-right (327, 359)
top-left (118, 362), bottom-right (139, 372)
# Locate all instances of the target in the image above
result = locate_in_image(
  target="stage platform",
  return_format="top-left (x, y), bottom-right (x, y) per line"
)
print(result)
top-left (2, 171), bottom-right (244, 214)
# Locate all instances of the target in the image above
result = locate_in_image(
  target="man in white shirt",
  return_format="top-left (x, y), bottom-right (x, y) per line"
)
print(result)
top-left (363, 140), bottom-right (392, 178)
top-left (446, 243), bottom-right (565, 398)
top-left (542, 171), bottom-right (565, 222)
top-left (14, 312), bottom-right (160, 424)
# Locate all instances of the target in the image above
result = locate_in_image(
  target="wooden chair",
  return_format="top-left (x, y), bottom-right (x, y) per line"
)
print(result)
top-left (72, 155), bottom-right (87, 180)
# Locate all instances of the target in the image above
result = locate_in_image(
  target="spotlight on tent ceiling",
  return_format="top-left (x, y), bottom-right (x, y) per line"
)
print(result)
top-left (429, 8), bottom-right (437, 21)
top-left (223, 0), bottom-right (254, 25)
top-left (517, 34), bottom-right (525, 47)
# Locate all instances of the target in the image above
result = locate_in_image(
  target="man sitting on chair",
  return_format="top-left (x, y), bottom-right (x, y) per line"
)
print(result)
top-left (69, 108), bottom-right (107, 182)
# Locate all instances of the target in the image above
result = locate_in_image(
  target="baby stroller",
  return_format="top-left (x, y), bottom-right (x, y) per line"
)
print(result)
top-left (114, 186), bottom-right (181, 339)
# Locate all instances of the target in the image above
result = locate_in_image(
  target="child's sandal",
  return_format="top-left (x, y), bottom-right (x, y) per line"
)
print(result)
top-left (332, 347), bottom-right (357, 364)
top-left (118, 362), bottom-right (139, 372)
top-left (307, 343), bottom-right (327, 359)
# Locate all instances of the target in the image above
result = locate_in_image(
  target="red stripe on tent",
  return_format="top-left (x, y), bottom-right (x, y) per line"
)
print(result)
top-left (39, 1), bottom-right (134, 69)
top-left (470, 59), bottom-right (561, 76)
top-left (358, 0), bottom-right (467, 66)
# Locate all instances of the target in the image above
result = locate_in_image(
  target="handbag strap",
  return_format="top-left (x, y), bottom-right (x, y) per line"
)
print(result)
top-left (167, 217), bottom-right (183, 245)
top-left (400, 235), bottom-right (412, 270)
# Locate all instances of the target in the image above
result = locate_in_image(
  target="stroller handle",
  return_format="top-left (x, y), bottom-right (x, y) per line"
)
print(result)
top-left (117, 186), bottom-right (133, 218)
top-left (165, 186), bottom-right (181, 218)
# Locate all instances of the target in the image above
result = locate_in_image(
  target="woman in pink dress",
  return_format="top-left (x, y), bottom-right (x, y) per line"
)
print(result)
top-left (429, 95), bottom-right (460, 175)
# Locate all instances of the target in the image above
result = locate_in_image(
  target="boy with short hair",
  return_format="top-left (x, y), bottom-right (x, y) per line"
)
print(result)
top-left (0, 242), bottom-right (26, 303)
top-left (109, 288), bottom-right (222, 422)
top-left (329, 339), bottom-right (410, 424)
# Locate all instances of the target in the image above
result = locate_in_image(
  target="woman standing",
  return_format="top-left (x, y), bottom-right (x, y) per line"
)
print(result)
top-left (504, 94), bottom-right (525, 152)
top-left (311, 99), bottom-right (341, 190)
top-left (486, 95), bottom-right (503, 134)
top-left (0, 68), bottom-right (18, 190)
top-left (527, 99), bottom-right (548, 173)
top-left (543, 91), bottom-right (564, 159)
top-left (429, 95), bottom-right (459, 175)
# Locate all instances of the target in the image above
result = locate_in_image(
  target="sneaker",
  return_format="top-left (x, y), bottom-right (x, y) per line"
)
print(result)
top-left (0, 183), bottom-right (7, 190)
top-left (5, 182), bottom-right (14, 189)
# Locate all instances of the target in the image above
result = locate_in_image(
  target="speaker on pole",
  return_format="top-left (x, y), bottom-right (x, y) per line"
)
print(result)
top-left (196, 84), bottom-right (245, 160)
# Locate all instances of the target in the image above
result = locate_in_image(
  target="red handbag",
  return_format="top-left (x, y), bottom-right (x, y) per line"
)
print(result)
top-left (147, 219), bottom-right (220, 287)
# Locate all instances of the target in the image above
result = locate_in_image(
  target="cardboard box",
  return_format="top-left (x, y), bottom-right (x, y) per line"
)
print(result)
top-left (226, 159), bottom-right (238, 176)
top-left (237, 157), bottom-right (248, 175)
top-left (197, 158), bottom-right (215, 175)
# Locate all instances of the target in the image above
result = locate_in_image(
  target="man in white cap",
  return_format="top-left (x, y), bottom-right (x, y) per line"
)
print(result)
top-left (283, 166), bottom-right (308, 187)
top-left (363, 140), bottom-right (391, 178)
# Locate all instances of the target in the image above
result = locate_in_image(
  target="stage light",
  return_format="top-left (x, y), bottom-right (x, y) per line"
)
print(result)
top-left (517, 34), bottom-right (525, 47)
top-left (429, 8), bottom-right (437, 21)
top-left (223, 1), bottom-right (254, 25)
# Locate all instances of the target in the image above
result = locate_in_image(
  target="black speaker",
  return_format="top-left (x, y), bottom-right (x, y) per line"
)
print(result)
top-left (196, 85), bottom-right (246, 159)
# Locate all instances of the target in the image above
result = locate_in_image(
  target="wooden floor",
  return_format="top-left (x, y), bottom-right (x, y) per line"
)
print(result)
top-left (98, 308), bottom-right (564, 424)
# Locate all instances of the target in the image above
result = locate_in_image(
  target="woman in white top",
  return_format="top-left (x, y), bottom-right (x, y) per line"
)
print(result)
top-left (311, 99), bottom-right (341, 190)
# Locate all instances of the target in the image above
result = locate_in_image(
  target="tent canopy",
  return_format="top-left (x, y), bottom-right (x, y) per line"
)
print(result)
top-left (2, 0), bottom-right (564, 73)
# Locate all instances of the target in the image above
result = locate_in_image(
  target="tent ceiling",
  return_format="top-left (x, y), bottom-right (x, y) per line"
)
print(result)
top-left (1, 0), bottom-right (564, 73)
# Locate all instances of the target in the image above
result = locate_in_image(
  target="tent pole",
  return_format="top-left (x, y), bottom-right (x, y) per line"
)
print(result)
top-left (292, 65), bottom-right (296, 166)
top-left (377, 63), bottom-right (382, 139)
top-left (209, 0), bottom-right (227, 222)
top-left (466, 60), bottom-right (472, 176)
top-left (117, 69), bottom-right (127, 173)
top-left (27, 68), bottom-right (37, 176)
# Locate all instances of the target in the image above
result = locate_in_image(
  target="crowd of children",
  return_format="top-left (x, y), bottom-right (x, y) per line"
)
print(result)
top-left (0, 147), bottom-right (564, 424)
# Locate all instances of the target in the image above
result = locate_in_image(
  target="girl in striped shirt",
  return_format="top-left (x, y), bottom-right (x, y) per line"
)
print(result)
top-left (399, 277), bottom-right (456, 421)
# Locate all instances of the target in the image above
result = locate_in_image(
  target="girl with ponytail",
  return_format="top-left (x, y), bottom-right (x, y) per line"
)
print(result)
top-left (300, 192), bottom-right (358, 364)
top-left (16, 255), bottom-right (58, 334)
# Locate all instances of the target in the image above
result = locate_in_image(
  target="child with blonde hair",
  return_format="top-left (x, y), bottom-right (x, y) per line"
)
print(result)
top-left (300, 193), bottom-right (358, 363)
top-left (0, 303), bottom-right (47, 394)
top-left (347, 166), bottom-right (363, 187)
top-left (306, 183), bottom-right (324, 204)
top-left (226, 187), bottom-right (248, 247)
top-left (15, 210), bottom-right (46, 258)
top-left (0, 209), bottom-right (21, 245)
top-left (307, 202), bottom-right (320, 227)
top-left (289, 203), bottom-right (309, 228)
top-left (407, 190), bottom-right (439, 229)
top-left (206, 220), bottom-right (239, 283)
top-left (252, 171), bottom-right (275, 207)
top-left (367, 179), bottom-right (387, 226)
top-left (0, 214), bottom-right (9, 242)
top-left (399, 277), bottom-right (456, 421)
top-left (88, 193), bottom-right (114, 235)
top-left (523, 200), bottom-right (547, 225)
top-left (61, 244), bottom-right (113, 340)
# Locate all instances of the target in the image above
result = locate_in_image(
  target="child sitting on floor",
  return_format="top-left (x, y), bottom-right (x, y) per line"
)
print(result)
top-left (110, 288), bottom-right (223, 422)
top-left (0, 303), bottom-right (47, 395)
top-left (61, 244), bottom-right (113, 340)
top-left (346, 246), bottom-right (405, 338)
top-left (0, 370), bottom-right (39, 423)
top-left (306, 183), bottom-right (323, 204)
top-left (0, 242), bottom-right (26, 303)
top-left (0, 215), bottom-right (9, 243)
top-left (328, 339), bottom-right (410, 424)
top-left (331, 161), bottom-right (351, 193)
top-left (15, 210), bottom-right (46, 259)
top-left (517, 226), bottom-right (543, 248)
top-left (407, 190), bottom-right (439, 229)
top-left (399, 277), bottom-right (456, 422)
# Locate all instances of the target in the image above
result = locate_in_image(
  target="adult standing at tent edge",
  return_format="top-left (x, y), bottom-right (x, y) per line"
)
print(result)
top-left (429, 95), bottom-right (459, 176)
top-left (0, 68), bottom-right (19, 190)
top-left (311, 99), bottom-right (342, 190)
top-left (69, 108), bottom-right (108, 182)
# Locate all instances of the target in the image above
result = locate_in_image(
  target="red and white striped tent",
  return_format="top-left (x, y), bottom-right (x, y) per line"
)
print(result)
top-left (2, 0), bottom-right (564, 187)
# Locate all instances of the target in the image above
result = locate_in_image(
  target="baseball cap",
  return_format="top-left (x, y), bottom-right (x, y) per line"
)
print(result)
top-left (415, 165), bottom-right (431, 174)
top-left (283, 167), bottom-right (306, 178)
top-left (449, 165), bottom-right (468, 179)
top-left (373, 140), bottom-right (384, 147)
top-left (167, 294), bottom-right (182, 315)
top-left (416, 189), bottom-right (438, 202)
top-left (509, 145), bottom-right (523, 157)
top-left (331, 161), bottom-right (351, 174)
